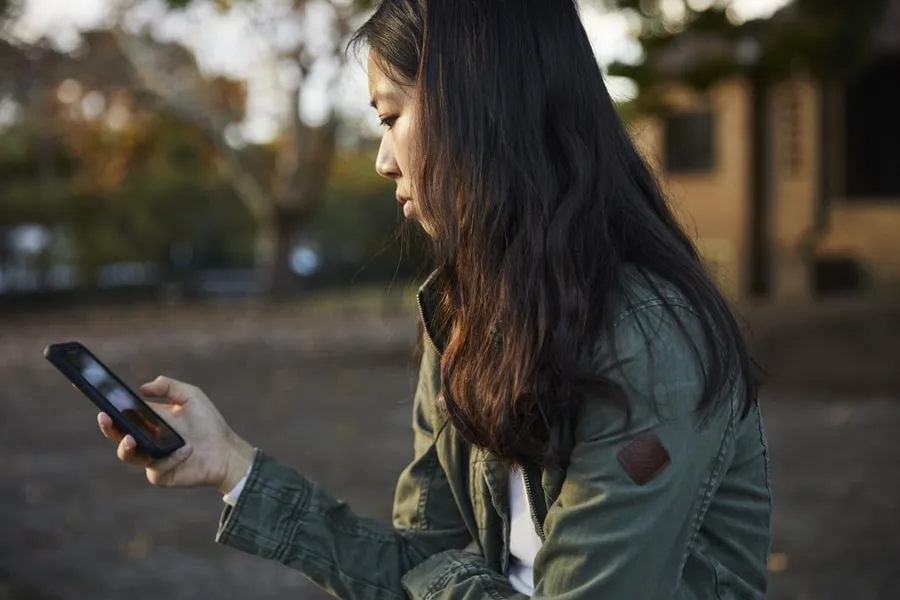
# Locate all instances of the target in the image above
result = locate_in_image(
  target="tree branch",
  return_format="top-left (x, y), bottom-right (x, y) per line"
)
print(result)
top-left (109, 27), bottom-right (273, 223)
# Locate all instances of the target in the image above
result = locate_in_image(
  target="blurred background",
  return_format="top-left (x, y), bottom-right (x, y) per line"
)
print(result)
top-left (0, 0), bottom-right (897, 599)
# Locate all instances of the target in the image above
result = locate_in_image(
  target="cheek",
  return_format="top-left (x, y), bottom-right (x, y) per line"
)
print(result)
top-left (394, 121), bottom-right (417, 173)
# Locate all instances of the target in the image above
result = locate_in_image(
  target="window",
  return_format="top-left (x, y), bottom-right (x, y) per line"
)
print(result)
top-left (844, 55), bottom-right (900, 198)
top-left (663, 111), bottom-right (715, 174)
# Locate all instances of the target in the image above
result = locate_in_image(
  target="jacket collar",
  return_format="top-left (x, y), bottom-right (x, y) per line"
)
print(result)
top-left (416, 270), bottom-right (445, 354)
top-left (415, 269), bottom-right (504, 357)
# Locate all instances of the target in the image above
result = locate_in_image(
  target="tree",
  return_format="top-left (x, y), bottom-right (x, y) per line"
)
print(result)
top-left (0, 92), bottom-right (257, 279)
top-left (604, 0), bottom-right (895, 109)
top-left (106, 0), bottom-right (375, 300)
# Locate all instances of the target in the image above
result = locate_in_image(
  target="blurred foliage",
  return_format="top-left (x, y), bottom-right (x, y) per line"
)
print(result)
top-left (0, 110), bottom-right (255, 275)
top-left (0, 0), bottom-right (427, 299)
top-left (607, 0), bottom-right (894, 112)
top-left (102, 0), bottom-right (384, 299)
top-left (0, 101), bottom-right (419, 288)
top-left (163, 0), bottom-right (380, 9)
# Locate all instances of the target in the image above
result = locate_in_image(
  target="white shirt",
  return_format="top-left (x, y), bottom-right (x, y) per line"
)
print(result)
top-left (507, 467), bottom-right (543, 595)
top-left (223, 466), bottom-right (544, 596)
top-left (223, 470), bottom-right (249, 505)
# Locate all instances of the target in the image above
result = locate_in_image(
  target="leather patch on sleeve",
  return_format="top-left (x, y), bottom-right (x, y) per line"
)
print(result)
top-left (617, 430), bottom-right (671, 485)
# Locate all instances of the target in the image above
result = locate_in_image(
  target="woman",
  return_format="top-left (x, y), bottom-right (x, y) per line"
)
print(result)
top-left (99, 1), bottom-right (772, 598)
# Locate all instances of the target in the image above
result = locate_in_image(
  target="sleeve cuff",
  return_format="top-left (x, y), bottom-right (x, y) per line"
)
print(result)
top-left (222, 463), bottom-right (253, 506)
top-left (215, 449), bottom-right (313, 557)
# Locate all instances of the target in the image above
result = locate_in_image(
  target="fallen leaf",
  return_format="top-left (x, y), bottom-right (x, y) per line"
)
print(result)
top-left (123, 531), bottom-right (153, 559)
top-left (767, 552), bottom-right (789, 572)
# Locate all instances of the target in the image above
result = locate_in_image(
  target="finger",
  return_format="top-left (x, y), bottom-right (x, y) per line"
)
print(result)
top-left (97, 412), bottom-right (125, 442)
top-left (139, 376), bottom-right (194, 406)
top-left (116, 435), bottom-right (152, 468)
top-left (145, 445), bottom-right (193, 487)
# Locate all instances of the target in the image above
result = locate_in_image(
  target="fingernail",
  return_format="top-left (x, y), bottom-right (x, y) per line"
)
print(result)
top-left (124, 436), bottom-right (134, 449)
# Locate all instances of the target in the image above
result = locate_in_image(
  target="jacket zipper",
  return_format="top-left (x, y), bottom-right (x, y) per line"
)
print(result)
top-left (522, 466), bottom-right (547, 541)
top-left (418, 276), bottom-right (546, 542)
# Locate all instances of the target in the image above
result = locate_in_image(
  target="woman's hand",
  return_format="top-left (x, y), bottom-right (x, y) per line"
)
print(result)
top-left (97, 375), bottom-right (255, 495)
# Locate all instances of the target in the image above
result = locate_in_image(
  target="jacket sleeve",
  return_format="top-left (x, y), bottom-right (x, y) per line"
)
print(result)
top-left (400, 301), bottom-right (740, 600)
top-left (215, 342), bottom-right (473, 600)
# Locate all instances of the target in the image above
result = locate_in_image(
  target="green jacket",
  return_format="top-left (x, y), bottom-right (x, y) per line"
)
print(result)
top-left (215, 271), bottom-right (772, 599)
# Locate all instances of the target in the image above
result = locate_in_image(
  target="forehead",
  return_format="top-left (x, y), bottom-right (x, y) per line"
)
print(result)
top-left (367, 52), bottom-right (410, 107)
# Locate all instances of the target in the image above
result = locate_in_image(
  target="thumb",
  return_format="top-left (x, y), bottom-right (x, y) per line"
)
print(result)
top-left (140, 376), bottom-right (194, 406)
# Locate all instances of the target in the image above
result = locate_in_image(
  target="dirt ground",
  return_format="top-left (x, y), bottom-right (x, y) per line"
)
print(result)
top-left (1, 297), bottom-right (898, 600)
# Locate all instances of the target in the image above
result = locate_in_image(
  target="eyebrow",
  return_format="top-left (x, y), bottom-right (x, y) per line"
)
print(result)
top-left (370, 90), bottom-right (399, 110)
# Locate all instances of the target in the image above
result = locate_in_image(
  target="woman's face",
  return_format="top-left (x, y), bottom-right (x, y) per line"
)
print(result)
top-left (367, 52), bottom-right (420, 222)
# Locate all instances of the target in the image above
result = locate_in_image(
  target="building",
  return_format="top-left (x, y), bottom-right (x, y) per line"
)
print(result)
top-left (626, 2), bottom-right (900, 302)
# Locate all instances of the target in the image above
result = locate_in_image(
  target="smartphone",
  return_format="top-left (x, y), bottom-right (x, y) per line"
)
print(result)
top-left (44, 341), bottom-right (185, 458)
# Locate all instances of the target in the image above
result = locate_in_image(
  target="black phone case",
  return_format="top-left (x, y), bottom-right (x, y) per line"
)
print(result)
top-left (43, 342), bottom-right (185, 459)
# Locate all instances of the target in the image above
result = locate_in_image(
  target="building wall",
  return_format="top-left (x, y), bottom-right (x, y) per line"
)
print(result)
top-left (767, 76), bottom-right (821, 301)
top-left (765, 75), bottom-right (900, 296)
top-left (629, 77), bottom-right (753, 300)
top-left (817, 206), bottom-right (900, 285)
top-left (632, 74), bottom-right (900, 301)
top-left (814, 73), bottom-right (900, 289)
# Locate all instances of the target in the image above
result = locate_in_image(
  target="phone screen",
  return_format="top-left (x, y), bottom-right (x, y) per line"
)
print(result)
top-left (61, 347), bottom-right (182, 449)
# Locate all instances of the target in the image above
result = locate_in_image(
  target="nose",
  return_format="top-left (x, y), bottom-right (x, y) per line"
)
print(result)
top-left (375, 134), bottom-right (400, 180)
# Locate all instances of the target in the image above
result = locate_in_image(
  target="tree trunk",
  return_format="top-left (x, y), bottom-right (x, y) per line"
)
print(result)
top-left (256, 209), bottom-right (311, 301)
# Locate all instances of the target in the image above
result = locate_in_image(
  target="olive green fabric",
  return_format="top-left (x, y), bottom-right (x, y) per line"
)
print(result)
top-left (216, 271), bottom-right (771, 599)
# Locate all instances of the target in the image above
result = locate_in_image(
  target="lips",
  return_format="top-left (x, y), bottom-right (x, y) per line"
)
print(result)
top-left (396, 193), bottom-right (413, 218)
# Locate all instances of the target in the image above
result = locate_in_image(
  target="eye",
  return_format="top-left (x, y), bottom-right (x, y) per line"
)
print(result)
top-left (379, 115), bottom-right (398, 130)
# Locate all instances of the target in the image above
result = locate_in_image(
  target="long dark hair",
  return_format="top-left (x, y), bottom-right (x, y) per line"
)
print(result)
top-left (351, 0), bottom-right (758, 467)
